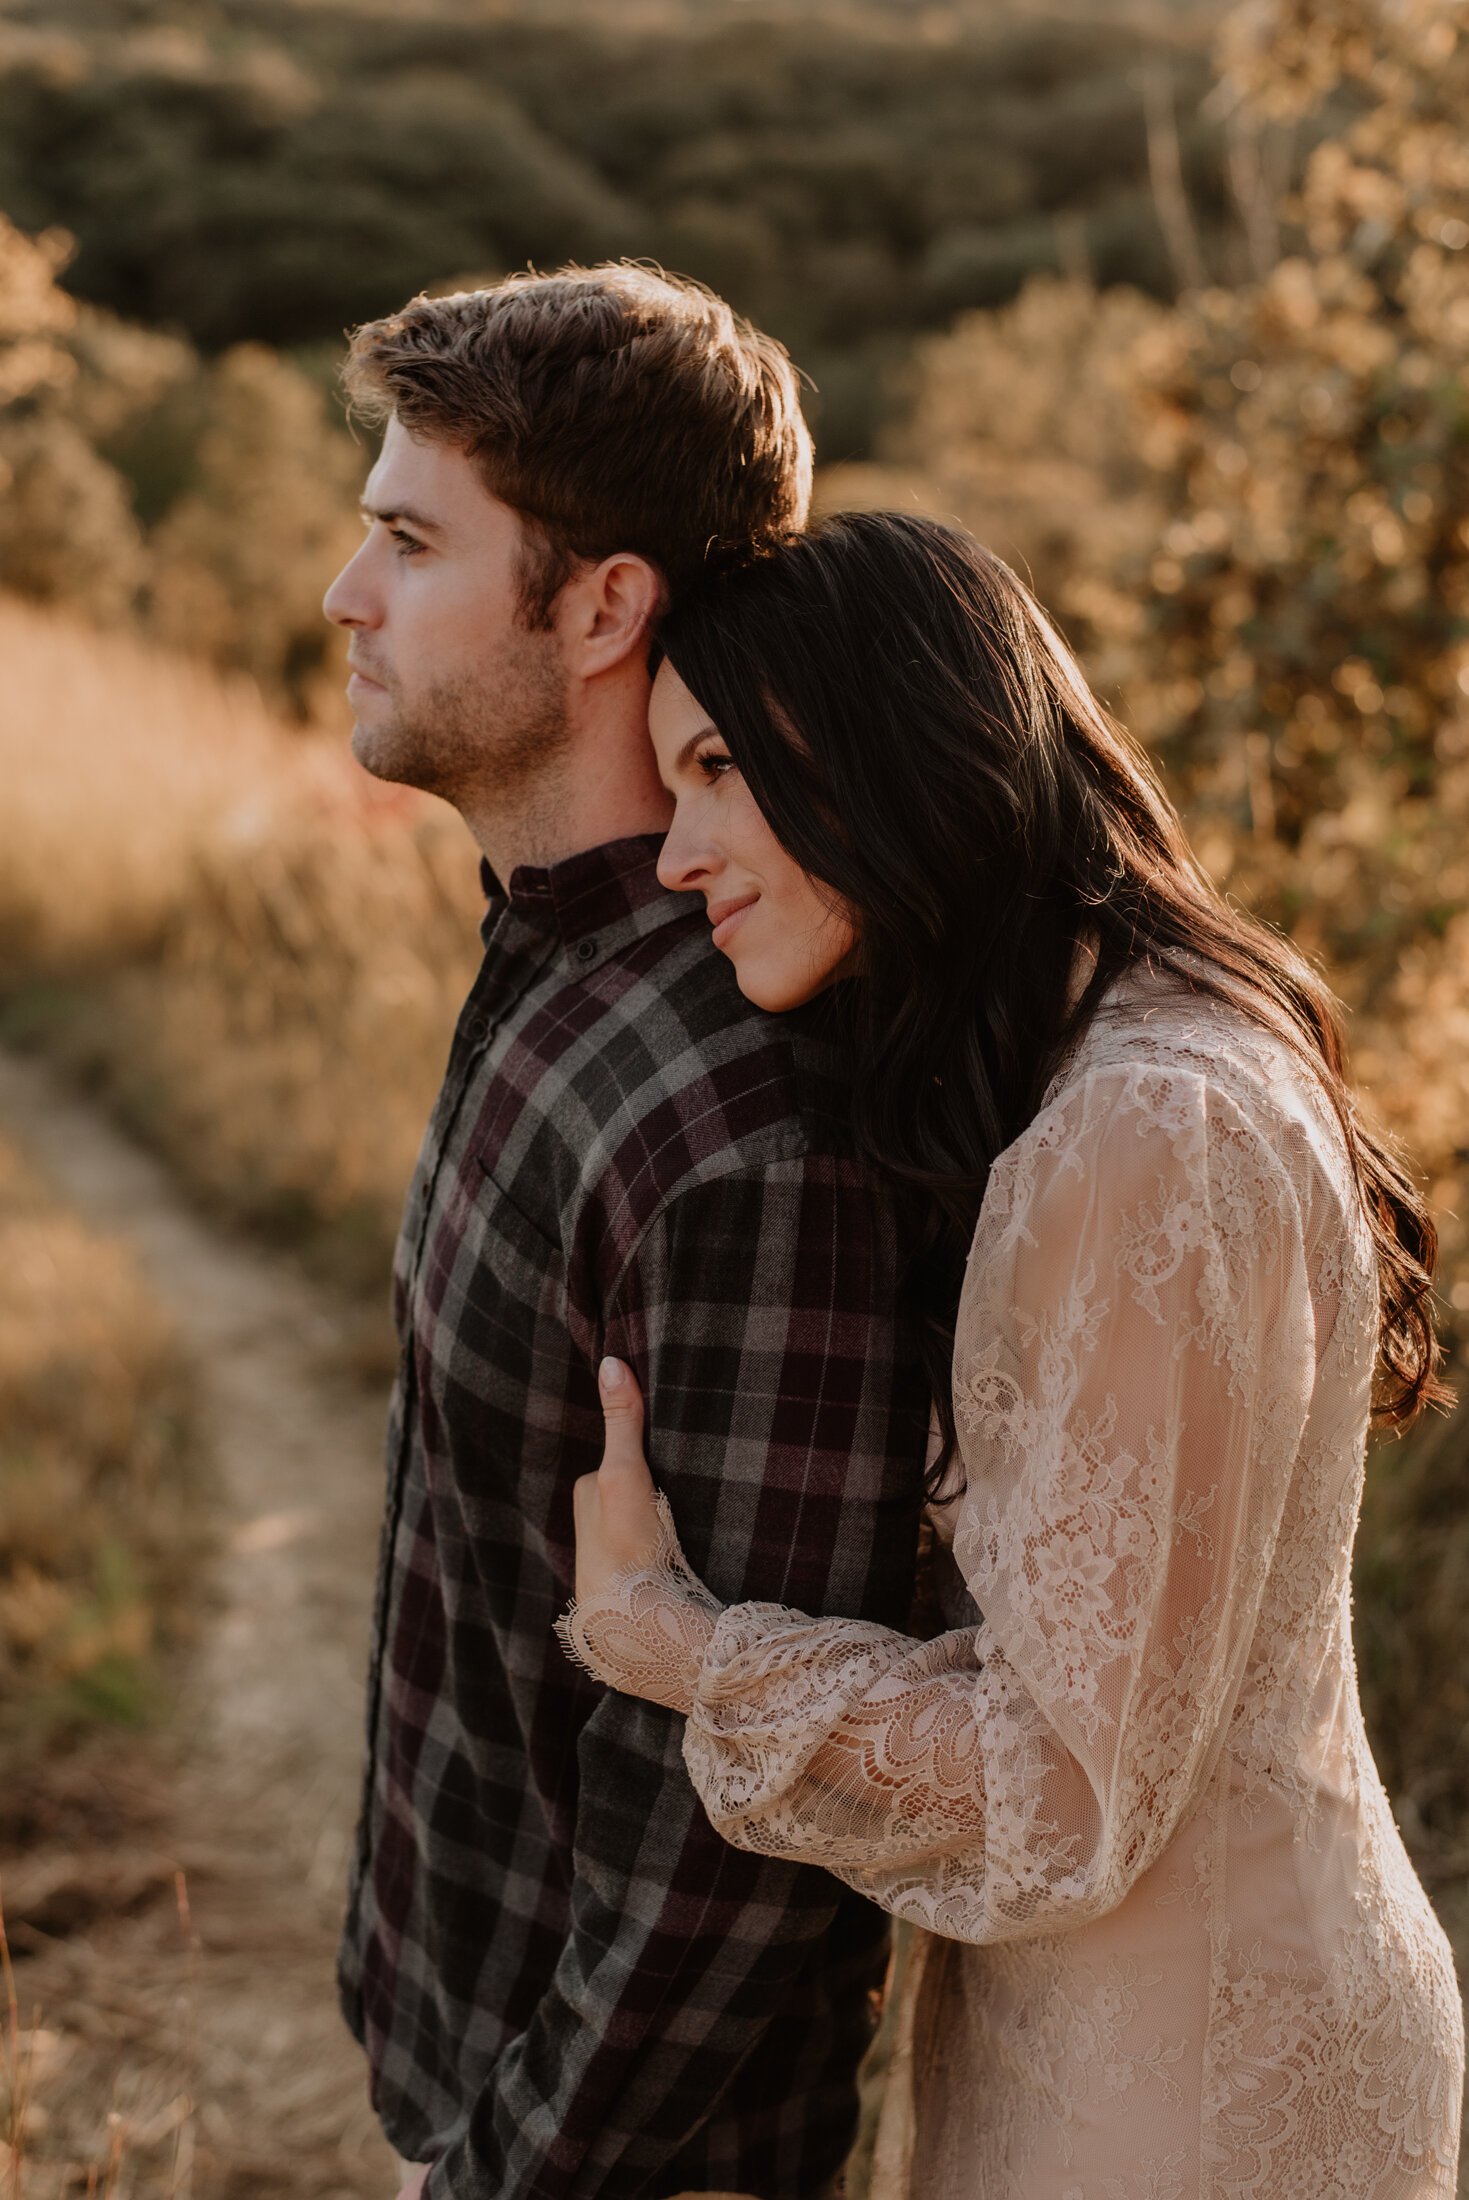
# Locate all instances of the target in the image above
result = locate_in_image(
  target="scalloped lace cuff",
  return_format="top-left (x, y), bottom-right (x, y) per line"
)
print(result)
top-left (555, 1492), bottom-right (724, 1714)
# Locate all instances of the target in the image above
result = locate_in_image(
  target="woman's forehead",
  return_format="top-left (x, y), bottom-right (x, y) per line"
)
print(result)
top-left (648, 662), bottom-right (713, 751)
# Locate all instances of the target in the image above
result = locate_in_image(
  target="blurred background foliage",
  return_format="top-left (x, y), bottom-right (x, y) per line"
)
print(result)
top-left (0, 0), bottom-right (1291, 702)
top-left (0, 0), bottom-right (1248, 433)
top-left (0, 0), bottom-right (1466, 1972)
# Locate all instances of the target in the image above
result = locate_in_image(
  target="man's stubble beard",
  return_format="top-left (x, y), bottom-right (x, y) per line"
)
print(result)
top-left (351, 621), bottom-right (574, 835)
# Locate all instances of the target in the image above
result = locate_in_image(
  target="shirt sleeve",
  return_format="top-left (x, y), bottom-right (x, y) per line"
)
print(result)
top-left (430, 1151), bottom-right (929, 2200)
top-left (562, 1064), bottom-right (1321, 1950)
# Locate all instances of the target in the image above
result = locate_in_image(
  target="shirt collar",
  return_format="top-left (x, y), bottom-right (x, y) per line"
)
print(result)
top-left (479, 834), bottom-right (692, 956)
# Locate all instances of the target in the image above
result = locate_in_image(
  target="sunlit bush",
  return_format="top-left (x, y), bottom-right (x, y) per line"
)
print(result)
top-left (881, 275), bottom-right (1173, 624)
top-left (148, 342), bottom-right (361, 707)
top-left (886, 0), bottom-right (1469, 1900)
top-left (0, 212), bottom-right (72, 404)
top-left (895, 0), bottom-right (1469, 1256)
top-left (0, 214), bottom-right (363, 707)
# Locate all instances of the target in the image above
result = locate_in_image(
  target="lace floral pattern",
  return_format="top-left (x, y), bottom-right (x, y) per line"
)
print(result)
top-left (555, 1493), bottom-right (720, 1715)
top-left (560, 970), bottom-right (1464, 2196)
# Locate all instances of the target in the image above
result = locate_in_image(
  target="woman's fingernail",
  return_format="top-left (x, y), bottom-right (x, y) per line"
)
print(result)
top-left (599, 1356), bottom-right (627, 1391)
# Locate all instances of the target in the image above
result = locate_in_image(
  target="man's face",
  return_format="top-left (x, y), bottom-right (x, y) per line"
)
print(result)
top-left (323, 416), bottom-right (569, 806)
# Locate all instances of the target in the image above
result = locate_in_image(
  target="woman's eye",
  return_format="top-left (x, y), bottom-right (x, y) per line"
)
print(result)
top-left (696, 750), bottom-right (736, 782)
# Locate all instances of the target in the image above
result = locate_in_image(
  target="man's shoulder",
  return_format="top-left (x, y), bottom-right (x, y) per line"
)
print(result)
top-left (545, 917), bottom-right (856, 1226)
top-left (595, 922), bottom-right (848, 1151)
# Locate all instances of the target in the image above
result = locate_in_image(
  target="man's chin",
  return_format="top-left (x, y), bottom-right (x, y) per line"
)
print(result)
top-left (350, 716), bottom-right (383, 771)
top-left (350, 718), bottom-right (462, 808)
top-left (352, 715), bottom-right (418, 788)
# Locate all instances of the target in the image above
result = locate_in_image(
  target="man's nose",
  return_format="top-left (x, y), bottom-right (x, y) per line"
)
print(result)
top-left (323, 541), bottom-right (375, 629)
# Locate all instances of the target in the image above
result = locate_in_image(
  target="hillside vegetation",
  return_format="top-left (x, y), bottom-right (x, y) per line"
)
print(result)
top-left (0, 0), bottom-right (1241, 461)
top-left (0, 0), bottom-right (1465, 2000)
top-left (0, 0), bottom-right (1278, 707)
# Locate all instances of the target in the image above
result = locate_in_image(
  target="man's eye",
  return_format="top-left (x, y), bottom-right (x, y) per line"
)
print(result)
top-left (390, 529), bottom-right (426, 558)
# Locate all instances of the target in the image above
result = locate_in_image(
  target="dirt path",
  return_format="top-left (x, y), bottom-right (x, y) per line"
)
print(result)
top-left (0, 1049), bottom-right (399, 2199)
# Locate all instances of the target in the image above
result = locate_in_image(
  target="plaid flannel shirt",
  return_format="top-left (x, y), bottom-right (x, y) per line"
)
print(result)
top-left (339, 835), bottom-right (930, 2200)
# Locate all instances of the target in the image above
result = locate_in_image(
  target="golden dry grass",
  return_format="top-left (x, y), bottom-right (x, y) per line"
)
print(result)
top-left (0, 1048), bottom-right (404, 2200)
top-left (0, 1126), bottom-right (200, 1759)
top-left (0, 593), bottom-right (483, 1281)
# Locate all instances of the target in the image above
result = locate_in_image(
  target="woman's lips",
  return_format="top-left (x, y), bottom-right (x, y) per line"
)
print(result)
top-left (708, 894), bottom-right (758, 950)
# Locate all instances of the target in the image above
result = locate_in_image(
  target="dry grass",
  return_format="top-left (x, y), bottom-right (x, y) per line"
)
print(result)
top-left (0, 598), bottom-right (478, 2190)
top-left (0, 1837), bottom-right (393, 2200)
top-left (0, 1049), bottom-right (398, 2198)
top-left (0, 1128), bottom-right (200, 1761)
top-left (0, 593), bottom-right (482, 1286)
top-left (0, 600), bottom-right (280, 973)
top-left (0, 1132), bottom-right (209, 2189)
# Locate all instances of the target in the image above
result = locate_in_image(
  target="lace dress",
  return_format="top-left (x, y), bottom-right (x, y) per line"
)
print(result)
top-left (560, 971), bottom-right (1465, 2198)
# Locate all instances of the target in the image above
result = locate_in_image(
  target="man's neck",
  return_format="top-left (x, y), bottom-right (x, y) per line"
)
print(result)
top-left (469, 811), bottom-right (666, 887)
top-left (461, 687), bottom-right (673, 882)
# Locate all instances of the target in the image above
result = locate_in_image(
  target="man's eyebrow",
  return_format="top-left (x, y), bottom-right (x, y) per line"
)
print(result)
top-left (359, 500), bottom-right (446, 535)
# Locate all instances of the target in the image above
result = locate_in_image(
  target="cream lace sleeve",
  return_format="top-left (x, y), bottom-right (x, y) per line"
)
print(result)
top-left (561, 1061), bottom-right (1320, 1944)
top-left (556, 1492), bottom-right (723, 1715)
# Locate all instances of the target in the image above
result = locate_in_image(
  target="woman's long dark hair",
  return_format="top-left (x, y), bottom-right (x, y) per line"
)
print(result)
top-left (659, 512), bottom-right (1446, 1488)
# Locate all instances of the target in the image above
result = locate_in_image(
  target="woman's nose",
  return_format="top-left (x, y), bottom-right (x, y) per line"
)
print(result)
top-left (657, 803), bottom-right (720, 894)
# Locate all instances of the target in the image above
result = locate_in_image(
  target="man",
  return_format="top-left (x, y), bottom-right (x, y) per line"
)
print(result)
top-left (324, 265), bottom-right (930, 2200)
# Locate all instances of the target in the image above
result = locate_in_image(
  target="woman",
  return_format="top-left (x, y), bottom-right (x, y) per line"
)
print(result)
top-left (558, 513), bottom-right (1464, 2197)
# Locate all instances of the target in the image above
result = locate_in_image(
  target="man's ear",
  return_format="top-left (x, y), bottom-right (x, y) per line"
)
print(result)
top-left (565, 553), bottom-right (664, 679)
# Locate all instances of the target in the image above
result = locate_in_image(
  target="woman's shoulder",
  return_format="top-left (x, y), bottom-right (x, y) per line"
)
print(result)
top-left (1071, 958), bottom-right (1301, 1093)
top-left (999, 957), bottom-right (1354, 1223)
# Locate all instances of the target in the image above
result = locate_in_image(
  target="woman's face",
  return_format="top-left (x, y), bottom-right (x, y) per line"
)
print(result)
top-left (649, 662), bottom-right (858, 1012)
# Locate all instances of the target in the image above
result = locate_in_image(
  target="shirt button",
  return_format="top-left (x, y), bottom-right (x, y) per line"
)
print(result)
top-left (575, 939), bottom-right (598, 963)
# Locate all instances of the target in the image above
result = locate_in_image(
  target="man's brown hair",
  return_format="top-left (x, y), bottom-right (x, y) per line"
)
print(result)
top-left (342, 262), bottom-right (813, 622)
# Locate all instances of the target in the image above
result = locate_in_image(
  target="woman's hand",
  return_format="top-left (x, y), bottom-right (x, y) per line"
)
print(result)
top-left (572, 1358), bottom-right (664, 1602)
top-left (561, 1357), bottom-right (722, 1713)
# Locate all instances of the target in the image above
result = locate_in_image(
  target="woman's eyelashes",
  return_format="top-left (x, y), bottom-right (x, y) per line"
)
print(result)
top-left (694, 744), bottom-right (736, 783)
